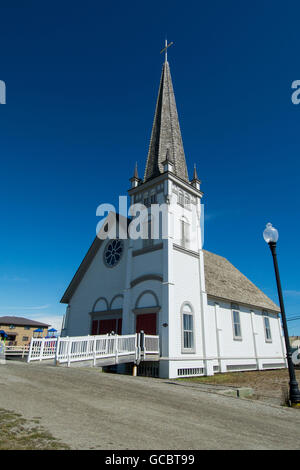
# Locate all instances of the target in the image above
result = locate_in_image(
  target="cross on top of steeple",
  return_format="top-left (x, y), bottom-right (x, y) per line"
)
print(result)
top-left (160, 39), bottom-right (174, 63)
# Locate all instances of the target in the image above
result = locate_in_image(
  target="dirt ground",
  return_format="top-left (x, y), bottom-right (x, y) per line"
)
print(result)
top-left (0, 408), bottom-right (69, 450)
top-left (180, 369), bottom-right (300, 404)
top-left (0, 361), bottom-right (300, 450)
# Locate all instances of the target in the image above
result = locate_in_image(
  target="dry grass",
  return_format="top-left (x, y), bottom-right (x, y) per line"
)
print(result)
top-left (0, 408), bottom-right (69, 450)
top-left (178, 369), bottom-right (300, 404)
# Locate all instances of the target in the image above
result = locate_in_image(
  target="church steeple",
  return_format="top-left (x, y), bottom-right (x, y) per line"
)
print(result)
top-left (144, 55), bottom-right (189, 183)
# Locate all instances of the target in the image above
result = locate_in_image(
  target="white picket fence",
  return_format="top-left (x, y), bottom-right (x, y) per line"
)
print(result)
top-left (5, 345), bottom-right (30, 357)
top-left (27, 338), bottom-right (58, 361)
top-left (27, 333), bottom-right (159, 367)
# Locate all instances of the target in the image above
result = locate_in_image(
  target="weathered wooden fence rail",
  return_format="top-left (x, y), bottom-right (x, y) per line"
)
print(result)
top-left (27, 333), bottom-right (159, 367)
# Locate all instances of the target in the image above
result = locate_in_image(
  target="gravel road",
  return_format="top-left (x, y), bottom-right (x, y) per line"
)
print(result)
top-left (0, 361), bottom-right (299, 450)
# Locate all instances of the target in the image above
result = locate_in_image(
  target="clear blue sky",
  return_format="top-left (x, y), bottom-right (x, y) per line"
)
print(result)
top-left (0, 0), bottom-right (299, 333)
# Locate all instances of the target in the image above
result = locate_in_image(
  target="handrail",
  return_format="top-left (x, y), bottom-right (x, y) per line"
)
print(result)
top-left (28, 333), bottom-right (160, 366)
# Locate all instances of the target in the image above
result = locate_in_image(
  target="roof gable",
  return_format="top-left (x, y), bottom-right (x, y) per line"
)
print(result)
top-left (61, 212), bottom-right (129, 304)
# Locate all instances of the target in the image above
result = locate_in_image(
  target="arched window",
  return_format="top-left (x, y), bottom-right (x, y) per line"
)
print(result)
top-left (135, 290), bottom-right (159, 309)
top-left (93, 297), bottom-right (109, 312)
top-left (181, 303), bottom-right (194, 352)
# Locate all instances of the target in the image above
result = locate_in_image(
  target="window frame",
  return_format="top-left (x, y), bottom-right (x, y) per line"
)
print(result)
top-left (181, 303), bottom-right (195, 353)
top-left (178, 191), bottom-right (184, 206)
top-left (263, 314), bottom-right (272, 343)
top-left (231, 305), bottom-right (242, 341)
top-left (180, 218), bottom-right (190, 249)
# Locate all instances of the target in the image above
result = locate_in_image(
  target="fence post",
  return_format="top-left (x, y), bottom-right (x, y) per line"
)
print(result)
top-left (55, 337), bottom-right (60, 365)
top-left (39, 338), bottom-right (45, 361)
top-left (136, 333), bottom-right (141, 365)
top-left (27, 337), bottom-right (34, 363)
top-left (140, 330), bottom-right (145, 361)
top-left (115, 335), bottom-right (119, 364)
top-left (67, 338), bottom-right (71, 367)
top-left (93, 336), bottom-right (96, 366)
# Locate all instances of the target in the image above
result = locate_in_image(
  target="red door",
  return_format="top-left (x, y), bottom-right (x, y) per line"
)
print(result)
top-left (136, 313), bottom-right (157, 335)
top-left (117, 319), bottom-right (122, 335)
top-left (99, 319), bottom-right (117, 334)
top-left (91, 320), bottom-right (99, 335)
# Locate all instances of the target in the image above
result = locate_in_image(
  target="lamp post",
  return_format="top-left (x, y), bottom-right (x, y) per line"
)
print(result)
top-left (263, 223), bottom-right (300, 406)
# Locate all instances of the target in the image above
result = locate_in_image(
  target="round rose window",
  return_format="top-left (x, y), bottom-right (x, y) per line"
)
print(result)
top-left (103, 239), bottom-right (124, 268)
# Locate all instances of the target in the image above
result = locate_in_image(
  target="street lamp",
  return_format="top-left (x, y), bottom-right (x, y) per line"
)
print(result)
top-left (263, 223), bottom-right (300, 407)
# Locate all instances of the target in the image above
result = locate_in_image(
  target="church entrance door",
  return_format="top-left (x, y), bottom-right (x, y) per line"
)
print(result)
top-left (136, 313), bottom-right (157, 335)
top-left (99, 319), bottom-right (117, 334)
top-left (91, 318), bottom-right (122, 335)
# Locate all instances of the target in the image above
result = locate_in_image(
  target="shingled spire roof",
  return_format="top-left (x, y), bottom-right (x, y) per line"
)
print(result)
top-left (144, 60), bottom-right (189, 182)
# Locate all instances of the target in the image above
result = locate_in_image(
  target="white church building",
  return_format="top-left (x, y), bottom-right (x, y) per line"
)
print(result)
top-left (60, 52), bottom-right (286, 379)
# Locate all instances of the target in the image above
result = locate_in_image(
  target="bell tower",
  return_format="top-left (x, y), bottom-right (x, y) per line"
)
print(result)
top-left (126, 44), bottom-right (211, 378)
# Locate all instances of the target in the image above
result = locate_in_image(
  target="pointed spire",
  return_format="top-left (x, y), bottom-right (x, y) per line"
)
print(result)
top-left (144, 59), bottom-right (189, 182)
top-left (130, 162), bottom-right (140, 188)
top-left (191, 163), bottom-right (201, 190)
top-left (193, 164), bottom-right (198, 181)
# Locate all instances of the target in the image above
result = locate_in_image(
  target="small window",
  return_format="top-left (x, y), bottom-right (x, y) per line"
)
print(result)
top-left (9, 325), bottom-right (15, 329)
top-left (178, 191), bottom-right (184, 206)
top-left (185, 194), bottom-right (190, 207)
top-left (182, 304), bottom-right (194, 352)
top-left (180, 219), bottom-right (190, 249)
top-left (22, 336), bottom-right (29, 342)
top-left (264, 316), bottom-right (272, 342)
top-left (150, 193), bottom-right (157, 204)
top-left (232, 308), bottom-right (242, 340)
top-left (24, 326), bottom-right (30, 330)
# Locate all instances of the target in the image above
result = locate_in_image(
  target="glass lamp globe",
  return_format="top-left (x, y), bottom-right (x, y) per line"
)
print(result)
top-left (263, 223), bottom-right (279, 244)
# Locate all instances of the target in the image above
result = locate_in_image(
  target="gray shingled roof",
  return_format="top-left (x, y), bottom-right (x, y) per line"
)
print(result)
top-left (0, 316), bottom-right (49, 327)
top-left (203, 250), bottom-right (280, 312)
top-left (144, 60), bottom-right (189, 182)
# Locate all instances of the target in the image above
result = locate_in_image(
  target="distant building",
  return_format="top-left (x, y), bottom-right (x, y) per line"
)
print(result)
top-left (290, 336), bottom-right (300, 343)
top-left (0, 316), bottom-right (49, 346)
